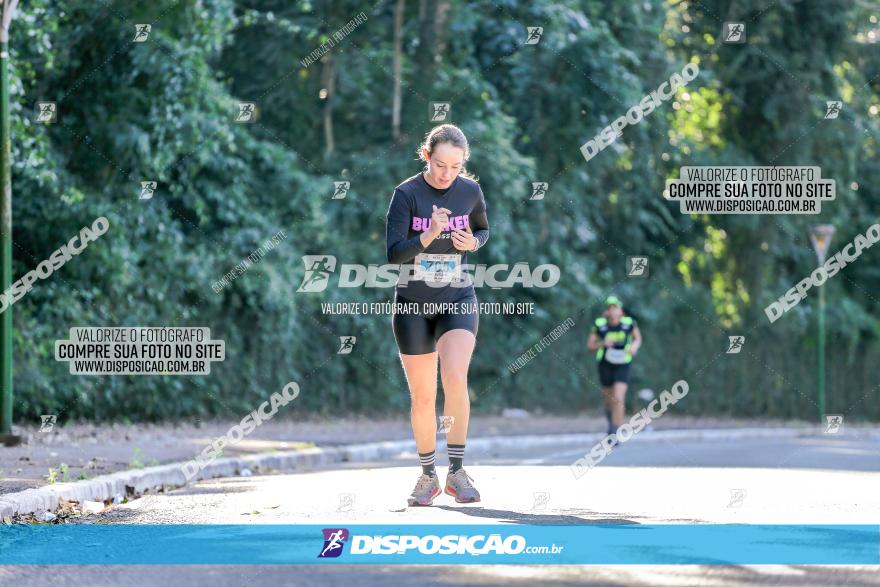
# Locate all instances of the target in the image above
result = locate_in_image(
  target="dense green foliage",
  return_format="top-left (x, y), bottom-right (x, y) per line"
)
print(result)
top-left (9, 0), bottom-right (879, 423)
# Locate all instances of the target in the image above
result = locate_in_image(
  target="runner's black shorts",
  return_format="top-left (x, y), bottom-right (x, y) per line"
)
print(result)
top-left (392, 290), bottom-right (479, 355)
top-left (598, 360), bottom-right (631, 386)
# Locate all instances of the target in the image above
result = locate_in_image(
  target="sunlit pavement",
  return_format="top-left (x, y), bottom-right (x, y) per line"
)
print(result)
top-left (1, 433), bottom-right (878, 586)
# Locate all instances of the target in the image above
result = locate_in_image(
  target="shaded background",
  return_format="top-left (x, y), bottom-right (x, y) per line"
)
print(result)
top-left (9, 0), bottom-right (880, 422)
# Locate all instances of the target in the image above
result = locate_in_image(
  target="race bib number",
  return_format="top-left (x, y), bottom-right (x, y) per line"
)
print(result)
top-left (413, 253), bottom-right (462, 283)
top-left (604, 348), bottom-right (628, 364)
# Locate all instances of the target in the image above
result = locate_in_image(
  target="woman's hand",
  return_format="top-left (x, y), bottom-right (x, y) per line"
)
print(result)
top-left (429, 204), bottom-right (451, 237)
top-left (451, 225), bottom-right (478, 251)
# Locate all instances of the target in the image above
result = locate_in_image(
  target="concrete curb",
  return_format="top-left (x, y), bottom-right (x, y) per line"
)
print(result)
top-left (0, 425), bottom-right (846, 518)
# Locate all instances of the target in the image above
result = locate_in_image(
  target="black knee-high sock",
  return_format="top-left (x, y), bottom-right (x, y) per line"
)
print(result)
top-left (419, 450), bottom-right (436, 476)
top-left (447, 443), bottom-right (465, 473)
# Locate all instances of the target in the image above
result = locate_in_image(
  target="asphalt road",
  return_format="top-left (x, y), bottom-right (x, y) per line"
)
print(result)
top-left (1, 431), bottom-right (878, 586)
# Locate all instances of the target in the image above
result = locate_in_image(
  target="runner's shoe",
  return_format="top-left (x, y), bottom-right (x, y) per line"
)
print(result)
top-left (444, 468), bottom-right (481, 503)
top-left (407, 472), bottom-right (441, 506)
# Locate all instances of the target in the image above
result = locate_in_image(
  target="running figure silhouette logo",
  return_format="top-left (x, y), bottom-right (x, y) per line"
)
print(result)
top-left (139, 181), bottom-right (157, 200)
top-left (133, 24), bottom-right (151, 43)
top-left (824, 101), bottom-right (842, 119)
top-left (297, 255), bottom-right (337, 292)
top-left (530, 182), bottom-right (549, 201)
top-left (332, 181), bottom-right (350, 200)
top-left (727, 489), bottom-right (746, 508)
top-left (824, 414), bottom-right (844, 434)
top-left (627, 256), bottom-right (649, 278)
top-left (39, 415), bottom-right (57, 433)
top-left (338, 336), bottom-right (356, 354)
top-left (36, 102), bottom-right (57, 123)
top-left (726, 336), bottom-right (745, 354)
top-left (235, 102), bottom-right (257, 123)
top-left (525, 27), bottom-right (543, 45)
top-left (722, 22), bottom-right (746, 43)
top-left (430, 102), bottom-right (451, 122)
top-left (318, 528), bottom-right (349, 558)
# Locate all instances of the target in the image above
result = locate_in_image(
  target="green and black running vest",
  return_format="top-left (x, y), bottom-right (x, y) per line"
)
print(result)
top-left (593, 316), bottom-right (637, 364)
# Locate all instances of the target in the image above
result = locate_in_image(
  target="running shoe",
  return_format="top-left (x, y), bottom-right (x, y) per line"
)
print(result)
top-left (407, 472), bottom-right (441, 507)
top-left (444, 468), bottom-right (481, 503)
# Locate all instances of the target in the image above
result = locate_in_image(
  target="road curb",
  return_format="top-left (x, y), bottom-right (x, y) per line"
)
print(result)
top-left (0, 426), bottom-right (834, 518)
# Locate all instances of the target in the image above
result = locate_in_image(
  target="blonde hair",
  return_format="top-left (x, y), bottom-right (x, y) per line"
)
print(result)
top-left (416, 124), bottom-right (478, 181)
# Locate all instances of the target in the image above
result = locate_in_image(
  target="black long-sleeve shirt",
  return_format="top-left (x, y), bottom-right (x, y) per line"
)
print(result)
top-left (385, 173), bottom-right (490, 303)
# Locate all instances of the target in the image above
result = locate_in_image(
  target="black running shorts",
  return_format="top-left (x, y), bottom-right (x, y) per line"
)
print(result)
top-left (598, 360), bottom-right (631, 386)
top-left (392, 291), bottom-right (479, 355)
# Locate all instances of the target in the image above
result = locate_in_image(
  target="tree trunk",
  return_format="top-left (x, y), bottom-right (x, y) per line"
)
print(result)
top-left (392, 0), bottom-right (405, 142)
